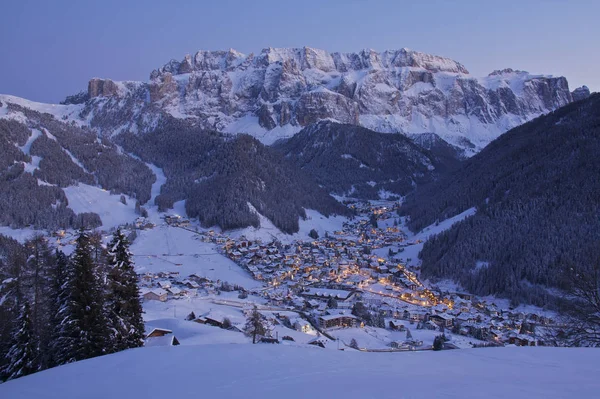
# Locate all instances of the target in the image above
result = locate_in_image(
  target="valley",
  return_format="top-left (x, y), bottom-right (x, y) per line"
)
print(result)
top-left (0, 11), bottom-right (598, 395)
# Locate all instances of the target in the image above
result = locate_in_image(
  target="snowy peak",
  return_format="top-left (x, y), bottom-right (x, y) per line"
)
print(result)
top-left (70, 46), bottom-right (578, 150)
top-left (150, 47), bottom-right (469, 78)
top-left (571, 85), bottom-right (591, 102)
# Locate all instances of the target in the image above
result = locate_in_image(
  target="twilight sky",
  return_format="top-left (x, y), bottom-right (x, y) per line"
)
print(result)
top-left (0, 0), bottom-right (598, 103)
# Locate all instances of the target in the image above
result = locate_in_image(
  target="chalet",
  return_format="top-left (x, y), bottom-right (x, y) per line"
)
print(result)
top-left (141, 288), bottom-right (167, 302)
top-left (403, 309), bottom-right (429, 322)
top-left (194, 317), bottom-right (223, 328)
top-left (157, 280), bottom-right (171, 289)
top-left (318, 314), bottom-right (359, 329)
top-left (183, 280), bottom-right (200, 289)
top-left (429, 313), bottom-right (454, 328)
top-left (145, 327), bottom-right (180, 346)
top-left (164, 215), bottom-right (181, 225)
top-left (509, 334), bottom-right (538, 346)
top-left (387, 319), bottom-right (406, 331)
top-left (292, 319), bottom-right (314, 334)
top-left (146, 327), bottom-right (172, 338)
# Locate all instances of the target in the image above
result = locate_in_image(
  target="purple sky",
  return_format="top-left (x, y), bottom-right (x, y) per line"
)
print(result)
top-left (0, 0), bottom-right (597, 103)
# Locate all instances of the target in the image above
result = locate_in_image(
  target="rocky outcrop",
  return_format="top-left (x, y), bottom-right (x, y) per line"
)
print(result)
top-left (88, 78), bottom-right (119, 98)
top-left (572, 85), bottom-right (591, 102)
top-left (79, 47), bottom-right (577, 150)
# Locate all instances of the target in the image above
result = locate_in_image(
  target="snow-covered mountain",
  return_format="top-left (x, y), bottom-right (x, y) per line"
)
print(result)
top-left (72, 47), bottom-right (582, 150)
top-left (0, 96), bottom-right (155, 230)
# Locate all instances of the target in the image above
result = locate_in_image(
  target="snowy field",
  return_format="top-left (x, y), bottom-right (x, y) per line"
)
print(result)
top-left (2, 344), bottom-right (598, 399)
top-left (329, 326), bottom-right (483, 350)
top-left (224, 208), bottom-right (348, 244)
top-left (379, 207), bottom-right (477, 267)
top-left (131, 225), bottom-right (260, 289)
top-left (63, 184), bottom-right (139, 230)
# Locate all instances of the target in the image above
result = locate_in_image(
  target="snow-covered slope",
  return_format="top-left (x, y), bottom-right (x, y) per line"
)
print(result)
top-left (74, 48), bottom-right (576, 150)
top-left (1, 345), bottom-right (598, 398)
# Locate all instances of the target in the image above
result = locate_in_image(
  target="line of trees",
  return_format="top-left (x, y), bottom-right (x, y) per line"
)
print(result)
top-left (0, 229), bottom-right (145, 381)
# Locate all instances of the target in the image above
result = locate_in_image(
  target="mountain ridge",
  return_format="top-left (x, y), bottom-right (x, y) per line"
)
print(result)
top-left (47, 46), bottom-right (582, 151)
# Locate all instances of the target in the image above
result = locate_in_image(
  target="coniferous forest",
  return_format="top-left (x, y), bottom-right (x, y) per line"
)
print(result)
top-left (0, 230), bottom-right (144, 381)
top-left (401, 94), bottom-right (600, 306)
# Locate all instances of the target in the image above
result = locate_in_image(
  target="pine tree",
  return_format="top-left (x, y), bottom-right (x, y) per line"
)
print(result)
top-left (53, 230), bottom-right (108, 364)
top-left (433, 335), bottom-right (444, 351)
top-left (4, 301), bottom-right (39, 380)
top-left (105, 229), bottom-right (145, 352)
top-left (244, 306), bottom-right (267, 344)
top-left (23, 234), bottom-right (54, 370)
top-left (0, 240), bottom-right (27, 379)
top-left (406, 328), bottom-right (413, 340)
top-left (349, 338), bottom-right (359, 350)
top-left (47, 250), bottom-right (68, 368)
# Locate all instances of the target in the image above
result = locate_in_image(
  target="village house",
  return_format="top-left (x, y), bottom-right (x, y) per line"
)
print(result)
top-left (429, 313), bottom-right (454, 328)
top-left (145, 328), bottom-right (180, 347)
top-left (387, 319), bottom-right (406, 331)
top-left (141, 288), bottom-right (167, 302)
top-left (318, 314), bottom-right (360, 329)
top-left (292, 318), bottom-right (314, 334)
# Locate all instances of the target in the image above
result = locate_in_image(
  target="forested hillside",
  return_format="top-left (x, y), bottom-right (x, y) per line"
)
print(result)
top-left (400, 94), bottom-right (600, 305)
top-left (273, 121), bottom-right (458, 199)
top-left (0, 102), bottom-right (154, 229)
top-left (118, 118), bottom-right (350, 233)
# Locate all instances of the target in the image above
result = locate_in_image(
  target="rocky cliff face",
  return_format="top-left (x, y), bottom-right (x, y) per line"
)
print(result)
top-left (79, 47), bottom-right (573, 150)
top-left (571, 85), bottom-right (591, 102)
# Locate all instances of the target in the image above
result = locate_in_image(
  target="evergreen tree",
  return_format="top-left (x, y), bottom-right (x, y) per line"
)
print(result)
top-left (327, 297), bottom-right (338, 309)
top-left (222, 318), bottom-right (232, 330)
top-left (406, 328), bottom-right (413, 341)
top-left (0, 238), bottom-right (27, 378)
top-left (47, 249), bottom-right (68, 368)
top-left (349, 338), bottom-right (359, 350)
top-left (433, 335), bottom-right (444, 351)
top-left (369, 214), bottom-right (378, 228)
top-left (308, 229), bottom-right (319, 240)
top-left (244, 306), bottom-right (267, 344)
top-left (4, 301), bottom-right (38, 380)
top-left (54, 230), bottom-right (108, 364)
top-left (23, 234), bottom-right (54, 369)
top-left (105, 229), bottom-right (145, 352)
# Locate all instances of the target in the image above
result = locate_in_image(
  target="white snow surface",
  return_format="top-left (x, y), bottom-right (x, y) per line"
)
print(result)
top-left (395, 207), bottom-right (477, 267)
top-left (1, 345), bottom-right (598, 399)
top-left (225, 207), bottom-right (346, 244)
top-left (131, 224), bottom-right (260, 289)
top-left (0, 94), bottom-right (84, 124)
top-left (62, 184), bottom-right (138, 229)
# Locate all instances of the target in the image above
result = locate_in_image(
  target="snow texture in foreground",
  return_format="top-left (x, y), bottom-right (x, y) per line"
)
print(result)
top-left (1, 345), bottom-right (598, 399)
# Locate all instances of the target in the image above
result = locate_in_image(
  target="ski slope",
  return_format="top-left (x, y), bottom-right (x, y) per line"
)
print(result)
top-left (62, 184), bottom-right (138, 229)
top-left (131, 224), bottom-right (260, 289)
top-left (1, 345), bottom-right (598, 399)
top-left (386, 207), bottom-right (477, 267)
